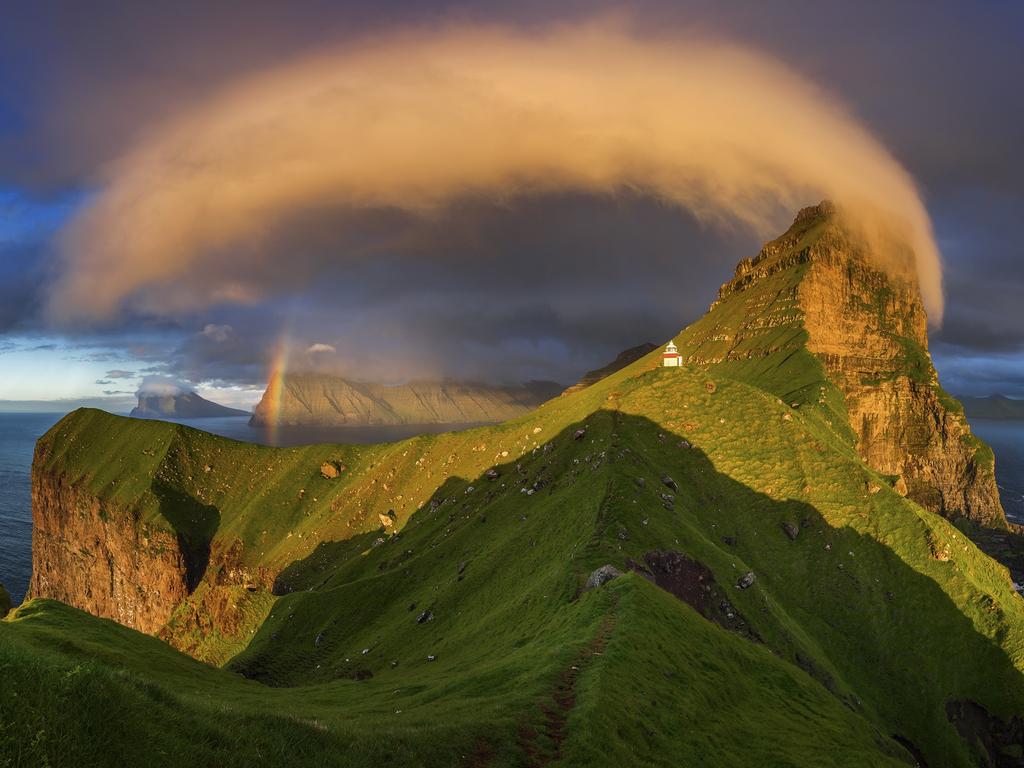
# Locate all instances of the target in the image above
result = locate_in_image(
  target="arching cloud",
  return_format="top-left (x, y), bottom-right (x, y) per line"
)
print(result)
top-left (50, 19), bottom-right (944, 324)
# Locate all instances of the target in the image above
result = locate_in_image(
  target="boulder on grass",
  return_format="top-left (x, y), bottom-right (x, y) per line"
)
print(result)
top-left (584, 565), bottom-right (622, 591)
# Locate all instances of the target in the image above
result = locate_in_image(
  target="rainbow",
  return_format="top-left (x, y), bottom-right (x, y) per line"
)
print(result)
top-left (263, 335), bottom-right (290, 444)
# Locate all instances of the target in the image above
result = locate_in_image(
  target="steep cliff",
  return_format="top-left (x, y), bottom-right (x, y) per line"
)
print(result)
top-left (30, 461), bottom-right (190, 634)
top-left (250, 373), bottom-right (562, 427)
top-left (678, 202), bottom-right (1005, 527)
top-left (28, 411), bottom-right (277, 662)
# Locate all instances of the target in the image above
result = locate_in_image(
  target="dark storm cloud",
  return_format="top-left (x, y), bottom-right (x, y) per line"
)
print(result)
top-left (0, 1), bottom-right (1021, 392)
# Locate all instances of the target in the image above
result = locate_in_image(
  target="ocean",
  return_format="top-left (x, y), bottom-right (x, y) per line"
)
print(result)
top-left (0, 412), bottom-right (484, 605)
top-left (1, 413), bottom-right (1022, 606)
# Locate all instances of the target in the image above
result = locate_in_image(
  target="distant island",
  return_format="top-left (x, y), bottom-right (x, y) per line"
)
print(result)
top-left (959, 394), bottom-right (1024, 420)
top-left (130, 381), bottom-right (249, 419)
top-left (250, 374), bottom-right (563, 427)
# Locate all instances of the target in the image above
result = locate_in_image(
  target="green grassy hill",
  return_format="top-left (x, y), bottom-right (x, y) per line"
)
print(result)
top-left (4, 207), bottom-right (1024, 767)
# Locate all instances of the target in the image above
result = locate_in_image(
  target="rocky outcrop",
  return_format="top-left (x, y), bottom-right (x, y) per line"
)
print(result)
top-left (250, 374), bottom-right (562, 427)
top-left (562, 343), bottom-right (657, 396)
top-left (684, 202), bottom-right (1005, 528)
top-left (30, 450), bottom-right (275, 645)
top-left (29, 464), bottom-right (190, 633)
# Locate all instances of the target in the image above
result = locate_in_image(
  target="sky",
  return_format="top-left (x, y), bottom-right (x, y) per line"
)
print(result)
top-left (0, 0), bottom-right (1022, 411)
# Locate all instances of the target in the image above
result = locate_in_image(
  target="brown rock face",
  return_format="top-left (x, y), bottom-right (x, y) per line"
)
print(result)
top-left (683, 202), bottom-right (1005, 528)
top-left (30, 464), bottom-right (189, 633)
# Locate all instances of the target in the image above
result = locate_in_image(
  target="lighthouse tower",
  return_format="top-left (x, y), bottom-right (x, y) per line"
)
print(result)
top-left (663, 339), bottom-right (682, 367)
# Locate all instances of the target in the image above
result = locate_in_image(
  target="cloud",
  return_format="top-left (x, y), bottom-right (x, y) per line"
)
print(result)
top-left (49, 19), bottom-right (944, 326)
top-left (305, 343), bottom-right (336, 355)
top-left (104, 369), bottom-right (135, 378)
top-left (200, 323), bottom-right (232, 342)
top-left (136, 375), bottom-right (193, 397)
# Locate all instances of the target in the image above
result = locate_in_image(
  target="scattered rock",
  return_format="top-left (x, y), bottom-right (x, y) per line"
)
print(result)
top-left (416, 610), bottom-right (434, 624)
top-left (737, 572), bottom-right (756, 589)
top-left (635, 477), bottom-right (646, 488)
top-left (617, 529), bottom-right (630, 541)
top-left (584, 564), bottom-right (622, 591)
top-left (465, 485), bottom-right (475, 494)
top-left (894, 476), bottom-right (909, 497)
top-left (315, 632), bottom-right (325, 648)
top-left (484, 468), bottom-right (499, 480)
top-left (457, 561), bottom-right (468, 575)
top-left (781, 522), bottom-right (799, 541)
top-left (661, 492), bottom-right (675, 503)
top-left (379, 510), bottom-right (397, 528)
top-left (867, 481), bottom-right (881, 494)
top-left (427, 655), bottom-right (437, 662)
top-left (722, 536), bottom-right (737, 546)
top-left (782, 412), bottom-right (793, 422)
top-left (661, 476), bottom-right (679, 492)
top-left (320, 461), bottom-right (344, 479)
top-left (677, 439), bottom-right (691, 449)
top-left (704, 380), bottom-right (717, 394)
top-left (573, 428), bottom-right (587, 441)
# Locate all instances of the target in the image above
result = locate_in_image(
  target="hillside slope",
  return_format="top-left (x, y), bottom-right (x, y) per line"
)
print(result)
top-left (8, 205), bottom-right (1024, 767)
top-left (250, 374), bottom-right (563, 427)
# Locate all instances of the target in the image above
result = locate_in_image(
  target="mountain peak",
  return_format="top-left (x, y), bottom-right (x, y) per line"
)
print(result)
top-left (681, 203), bottom-right (1003, 527)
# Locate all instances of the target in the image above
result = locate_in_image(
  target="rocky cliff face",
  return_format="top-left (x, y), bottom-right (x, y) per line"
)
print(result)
top-left (30, 462), bottom-right (190, 634)
top-left (683, 202), bottom-right (1005, 527)
top-left (250, 374), bottom-right (563, 427)
top-left (29, 420), bottom-right (275, 656)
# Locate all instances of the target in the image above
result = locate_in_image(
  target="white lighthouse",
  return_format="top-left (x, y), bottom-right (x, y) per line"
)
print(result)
top-left (663, 339), bottom-right (682, 367)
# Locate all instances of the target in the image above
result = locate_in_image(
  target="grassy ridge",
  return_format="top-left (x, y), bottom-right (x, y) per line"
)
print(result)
top-left (6, 355), bottom-right (1024, 765)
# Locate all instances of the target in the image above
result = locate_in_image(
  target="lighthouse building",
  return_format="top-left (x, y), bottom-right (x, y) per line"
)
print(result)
top-left (663, 340), bottom-right (682, 367)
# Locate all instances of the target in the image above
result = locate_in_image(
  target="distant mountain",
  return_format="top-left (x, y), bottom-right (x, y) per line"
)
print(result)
top-left (960, 394), bottom-right (1024, 420)
top-left (131, 391), bottom-right (249, 419)
top-left (250, 374), bottom-right (563, 427)
top-left (561, 342), bottom-right (658, 396)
